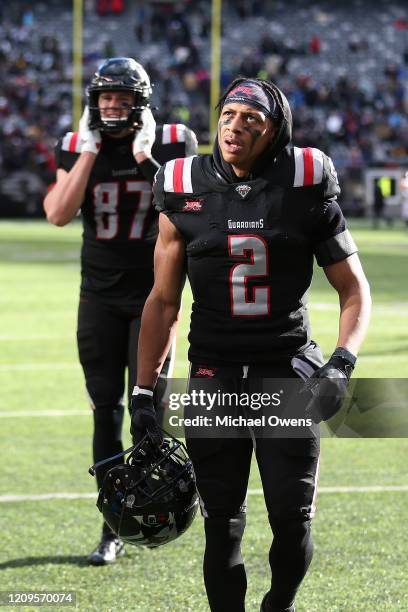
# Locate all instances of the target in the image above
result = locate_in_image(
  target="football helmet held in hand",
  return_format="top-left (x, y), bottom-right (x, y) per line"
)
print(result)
top-left (87, 57), bottom-right (152, 133)
top-left (92, 433), bottom-right (199, 548)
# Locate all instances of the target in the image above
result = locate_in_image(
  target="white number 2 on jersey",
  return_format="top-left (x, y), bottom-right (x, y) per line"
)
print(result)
top-left (93, 181), bottom-right (151, 240)
top-left (228, 235), bottom-right (270, 316)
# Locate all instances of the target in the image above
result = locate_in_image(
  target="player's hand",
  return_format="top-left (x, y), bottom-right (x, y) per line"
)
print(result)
top-left (79, 106), bottom-right (101, 155)
top-left (130, 386), bottom-right (163, 446)
top-left (132, 108), bottom-right (156, 157)
top-left (300, 348), bottom-right (356, 423)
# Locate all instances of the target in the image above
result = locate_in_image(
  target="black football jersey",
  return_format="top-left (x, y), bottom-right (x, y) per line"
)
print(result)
top-left (55, 124), bottom-right (196, 307)
top-left (154, 146), bottom-right (358, 364)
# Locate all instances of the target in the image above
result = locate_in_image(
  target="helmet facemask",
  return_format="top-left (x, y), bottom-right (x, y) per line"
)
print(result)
top-left (92, 433), bottom-right (199, 548)
top-left (86, 57), bottom-right (153, 133)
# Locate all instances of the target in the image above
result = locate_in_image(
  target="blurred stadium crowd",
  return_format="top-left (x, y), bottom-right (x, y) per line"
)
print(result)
top-left (1, 0), bottom-right (408, 216)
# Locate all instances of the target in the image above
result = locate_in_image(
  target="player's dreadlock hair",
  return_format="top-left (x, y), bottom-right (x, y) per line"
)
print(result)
top-left (213, 77), bottom-right (293, 181)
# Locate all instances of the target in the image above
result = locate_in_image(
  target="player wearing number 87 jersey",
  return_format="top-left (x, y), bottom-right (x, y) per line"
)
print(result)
top-left (43, 57), bottom-right (197, 565)
top-left (134, 77), bottom-right (371, 611)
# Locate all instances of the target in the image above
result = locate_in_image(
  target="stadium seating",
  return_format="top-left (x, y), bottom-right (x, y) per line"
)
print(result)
top-left (1, 0), bottom-right (407, 215)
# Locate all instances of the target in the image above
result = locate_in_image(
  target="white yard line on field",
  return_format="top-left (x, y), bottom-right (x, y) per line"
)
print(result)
top-left (1, 486), bottom-right (408, 503)
top-left (0, 363), bottom-right (79, 371)
top-left (0, 335), bottom-right (72, 341)
top-left (312, 302), bottom-right (408, 313)
top-left (0, 493), bottom-right (97, 502)
top-left (0, 410), bottom-right (88, 417)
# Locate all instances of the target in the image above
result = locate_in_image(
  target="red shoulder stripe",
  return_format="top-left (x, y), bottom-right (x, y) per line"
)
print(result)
top-left (69, 132), bottom-right (79, 153)
top-left (170, 124), bottom-right (178, 143)
top-left (303, 147), bottom-right (314, 186)
top-left (173, 158), bottom-right (185, 192)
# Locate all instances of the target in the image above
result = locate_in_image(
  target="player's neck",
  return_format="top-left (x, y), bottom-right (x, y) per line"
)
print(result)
top-left (231, 164), bottom-right (252, 180)
top-left (104, 128), bottom-right (134, 140)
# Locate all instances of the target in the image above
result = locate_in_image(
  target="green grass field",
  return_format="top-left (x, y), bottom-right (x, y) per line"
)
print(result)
top-left (0, 220), bottom-right (407, 611)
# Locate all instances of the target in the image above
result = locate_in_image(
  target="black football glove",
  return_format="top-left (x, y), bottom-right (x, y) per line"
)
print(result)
top-left (301, 348), bottom-right (356, 423)
top-left (130, 386), bottom-right (163, 447)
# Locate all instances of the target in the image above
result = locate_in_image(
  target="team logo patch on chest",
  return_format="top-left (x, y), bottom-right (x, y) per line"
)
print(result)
top-left (235, 184), bottom-right (252, 199)
top-left (182, 198), bottom-right (203, 212)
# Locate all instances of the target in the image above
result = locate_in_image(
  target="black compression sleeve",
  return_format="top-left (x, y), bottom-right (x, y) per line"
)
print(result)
top-left (138, 157), bottom-right (161, 185)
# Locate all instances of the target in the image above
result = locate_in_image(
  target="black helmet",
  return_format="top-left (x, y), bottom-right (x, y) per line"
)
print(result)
top-left (87, 57), bottom-right (152, 133)
top-left (92, 433), bottom-right (199, 548)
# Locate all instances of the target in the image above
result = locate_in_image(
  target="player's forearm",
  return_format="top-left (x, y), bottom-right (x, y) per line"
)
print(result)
top-left (43, 153), bottom-right (96, 226)
top-left (336, 279), bottom-right (372, 355)
top-left (137, 294), bottom-right (181, 388)
top-left (135, 154), bottom-right (160, 184)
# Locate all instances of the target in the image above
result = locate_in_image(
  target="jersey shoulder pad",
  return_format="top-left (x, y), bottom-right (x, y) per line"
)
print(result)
top-left (291, 146), bottom-right (340, 198)
top-left (54, 132), bottom-right (81, 170)
top-left (154, 124), bottom-right (198, 158)
top-left (59, 132), bottom-right (82, 154)
top-left (153, 155), bottom-right (200, 212)
top-left (156, 123), bottom-right (192, 146)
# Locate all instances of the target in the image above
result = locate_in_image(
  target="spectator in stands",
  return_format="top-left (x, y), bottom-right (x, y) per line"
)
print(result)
top-left (373, 179), bottom-right (386, 228)
top-left (400, 171), bottom-right (408, 227)
top-left (1, 0), bottom-right (408, 218)
top-left (309, 34), bottom-right (321, 54)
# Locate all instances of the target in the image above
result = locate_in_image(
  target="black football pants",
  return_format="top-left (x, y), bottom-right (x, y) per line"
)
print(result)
top-left (77, 295), bottom-right (173, 537)
top-left (186, 362), bottom-right (320, 612)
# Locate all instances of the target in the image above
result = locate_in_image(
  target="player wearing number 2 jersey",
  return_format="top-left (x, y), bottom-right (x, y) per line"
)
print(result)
top-left (131, 78), bottom-right (371, 611)
top-left (154, 143), bottom-right (351, 365)
top-left (43, 57), bottom-right (197, 565)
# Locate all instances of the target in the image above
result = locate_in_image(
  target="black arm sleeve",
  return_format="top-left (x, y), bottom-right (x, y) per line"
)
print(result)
top-left (312, 198), bottom-right (358, 267)
top-left (153, 165), bottom-right (166, 212)
top-left (54, 138), bottom-right (78, 173)
top-left (138, 157), bottom-right (161, 185)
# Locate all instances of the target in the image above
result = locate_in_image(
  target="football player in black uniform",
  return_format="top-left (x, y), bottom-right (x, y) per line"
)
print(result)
top-left (43, 57), bottom-right (197, 565)
top-left (130, 78), bottom-right (371, 612)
